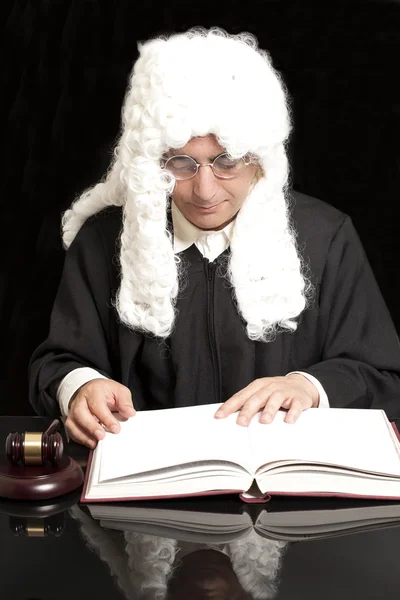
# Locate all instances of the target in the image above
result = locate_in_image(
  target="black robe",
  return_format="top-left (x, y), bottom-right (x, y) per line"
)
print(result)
top-left (29, 191), bottom-right (400, 420)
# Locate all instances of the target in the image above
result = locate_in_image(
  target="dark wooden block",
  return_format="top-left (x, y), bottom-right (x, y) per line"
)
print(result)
top-left (0, 455), bottom-right (84, 500)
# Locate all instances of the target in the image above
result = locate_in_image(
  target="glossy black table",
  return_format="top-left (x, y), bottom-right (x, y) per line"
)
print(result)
top-left (1, 416), bottom-right (400, 600)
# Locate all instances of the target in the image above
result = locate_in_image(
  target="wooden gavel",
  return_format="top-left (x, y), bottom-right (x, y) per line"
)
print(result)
top-left (5, 420), bottom-right (64, 467)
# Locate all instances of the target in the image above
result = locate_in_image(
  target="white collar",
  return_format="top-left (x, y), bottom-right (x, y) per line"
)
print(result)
top-left (171, 201), bottom-right (235, 254)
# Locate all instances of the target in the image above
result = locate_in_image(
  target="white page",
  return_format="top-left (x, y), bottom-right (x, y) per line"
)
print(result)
top-left (98, 403), bottom-right (253, 482)
top-left (248, 408), bottom-right (400, 476)
top-left (89, 473), bottom-right (251, 499)
top-left (258, 468), bottom-right (400, 497)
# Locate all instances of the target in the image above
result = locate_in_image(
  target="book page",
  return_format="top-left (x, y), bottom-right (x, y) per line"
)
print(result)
top-left (99, 519), bottom-right (252, 544)
top-left (256, 502), bottom-right (400, 530)
top-left (89, 505), bottom-right (251, 533)
top-left (248, 408), bottom-right (400, 476)
top-left (98, 403), bottom-right (254, 482)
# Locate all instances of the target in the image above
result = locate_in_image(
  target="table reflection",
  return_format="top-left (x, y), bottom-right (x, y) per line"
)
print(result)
top-left (70, 494), bottom-right (400, 600)
top-left (71, 504), bottom-right (286, 600)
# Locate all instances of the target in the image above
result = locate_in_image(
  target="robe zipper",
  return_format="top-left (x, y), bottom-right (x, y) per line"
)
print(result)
top-left (205, 260), bottom-right (221, 403)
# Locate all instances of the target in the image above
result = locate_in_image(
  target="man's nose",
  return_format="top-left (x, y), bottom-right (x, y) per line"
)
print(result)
top-left (193, 165), bottom-right (219, 202)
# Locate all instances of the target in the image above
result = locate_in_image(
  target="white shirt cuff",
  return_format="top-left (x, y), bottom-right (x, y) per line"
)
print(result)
top-left (286, 371), bottom-right (330, 408)
top-left (57, 368), bottom-right (108, 418)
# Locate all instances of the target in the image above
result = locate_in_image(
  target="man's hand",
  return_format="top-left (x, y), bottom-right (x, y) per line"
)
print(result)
top-left (65, 378), bottom-right (135, 448)
top-left (214, 374), bottom-right (319, 426)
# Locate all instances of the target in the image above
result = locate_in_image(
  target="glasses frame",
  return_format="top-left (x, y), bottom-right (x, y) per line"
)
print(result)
top-left (162, 152), bottom-right (252, 181)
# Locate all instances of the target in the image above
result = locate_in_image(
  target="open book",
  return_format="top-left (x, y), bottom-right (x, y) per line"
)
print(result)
top-left (81, 403), bottom-right (400, 503)
top-left (87, 496), bottom-right (400, 543)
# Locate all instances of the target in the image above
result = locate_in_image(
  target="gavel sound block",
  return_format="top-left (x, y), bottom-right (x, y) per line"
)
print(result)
top-left (0, 420), bottom-right (84, 500)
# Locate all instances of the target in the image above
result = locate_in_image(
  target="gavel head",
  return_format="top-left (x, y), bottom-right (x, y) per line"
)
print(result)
top-left (5, 430), bottom-right (63, 467)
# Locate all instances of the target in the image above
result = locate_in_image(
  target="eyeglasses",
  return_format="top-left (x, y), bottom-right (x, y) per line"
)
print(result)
top-left (162, 152), bottom-right (251, 181)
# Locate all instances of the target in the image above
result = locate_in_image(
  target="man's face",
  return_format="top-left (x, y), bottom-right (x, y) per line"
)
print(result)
top-left (169, 135), bottom-right (259, 231)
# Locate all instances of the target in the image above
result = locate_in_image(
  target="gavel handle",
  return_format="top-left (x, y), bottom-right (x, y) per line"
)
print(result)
top-left (44, 419), bottom-right (60, 437)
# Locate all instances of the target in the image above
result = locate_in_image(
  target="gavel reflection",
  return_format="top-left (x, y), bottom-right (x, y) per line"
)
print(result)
top-left (9, 513), bottom-right (65, 537)
top-left (5, 420), bottom-right (64, 467)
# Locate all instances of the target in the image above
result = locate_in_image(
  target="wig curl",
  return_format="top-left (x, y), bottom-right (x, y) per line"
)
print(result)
top-left (62, 27), bottom-right (311, 341)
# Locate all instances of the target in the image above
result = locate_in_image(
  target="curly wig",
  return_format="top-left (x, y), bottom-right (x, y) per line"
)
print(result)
top-left (62, 27), bottom-right (311, 341)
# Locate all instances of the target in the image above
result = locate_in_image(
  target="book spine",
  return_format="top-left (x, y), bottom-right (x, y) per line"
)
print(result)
top-left (239, 493), bottom-right (271, 504)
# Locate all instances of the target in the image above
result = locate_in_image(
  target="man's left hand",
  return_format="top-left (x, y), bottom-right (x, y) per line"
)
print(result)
top-left (214, 374), bottom-right (320, 425)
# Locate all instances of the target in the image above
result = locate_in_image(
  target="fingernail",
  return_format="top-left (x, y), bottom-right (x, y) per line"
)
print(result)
top-left (111, 423), bottom-right (119, 433)
top-left (95, 429), bottom-right (105, 440)
top-left (260, 414), bottom-right (272, 424)
top-left (88, 440), bottom-right (96, 449)
top-left (237, 416), bottom-right (248, 426)
top-left (214, 410), bottom-right (224, 418)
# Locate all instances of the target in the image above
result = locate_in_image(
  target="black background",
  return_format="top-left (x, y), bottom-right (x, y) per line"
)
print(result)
top-left (1, 0), bottom-right (399, 414)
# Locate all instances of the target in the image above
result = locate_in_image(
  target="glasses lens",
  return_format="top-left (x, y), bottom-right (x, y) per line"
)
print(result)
top-left (165, 156), bottom-right (197, 180)
top-left (213, 154), bottom-right (245, 178)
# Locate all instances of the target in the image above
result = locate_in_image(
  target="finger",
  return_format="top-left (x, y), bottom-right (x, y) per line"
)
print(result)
top-left (82, 383), bottom-right (128, 433)
top-left (86, 395), bottom-right (122, 434)
top-left (73, 397), bottom-right (113, 438)
top-left (284, 397), bottom-right (309, 424)
top-left (235, 395), bottom-right (273, 427)
top-left (259, 391), bottom-right (290, 424)
top-left (214, 380), bottom-right (267, 418)
top-left (113, 385), bottom-right (136, 418)
top-left (65, 417), bottom-right (98, 449)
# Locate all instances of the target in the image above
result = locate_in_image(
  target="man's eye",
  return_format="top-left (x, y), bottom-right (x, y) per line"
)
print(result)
top-left (216, 158), bottom-right (238, 169)
top-left (220, 163), bottom-right (237, 170)
top-left (173, 159), bottom-right (191, 168)
top-left (168, 158), bottom-right (195, 171)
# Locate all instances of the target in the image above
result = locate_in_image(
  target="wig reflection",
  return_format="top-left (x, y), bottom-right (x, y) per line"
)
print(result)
top-left (70, 506), bottom-right (287, 600)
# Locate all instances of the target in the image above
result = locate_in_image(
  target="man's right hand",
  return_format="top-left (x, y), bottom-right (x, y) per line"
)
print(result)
top-left (65, 378), bottom-right (135, 448)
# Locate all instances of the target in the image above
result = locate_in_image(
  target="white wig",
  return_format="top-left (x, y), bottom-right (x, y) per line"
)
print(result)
top-left (62, 27), bottom-right (311, 341)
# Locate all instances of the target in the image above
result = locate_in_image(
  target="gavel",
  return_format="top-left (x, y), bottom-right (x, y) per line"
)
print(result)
top-left (5, 420), bottom-right (64, 467)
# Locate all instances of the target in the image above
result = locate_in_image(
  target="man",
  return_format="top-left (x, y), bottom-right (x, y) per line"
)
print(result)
top-left (29, 27), bottom-right (400, 448)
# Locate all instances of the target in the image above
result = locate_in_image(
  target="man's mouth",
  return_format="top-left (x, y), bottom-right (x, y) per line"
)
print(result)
top-left (193, 203), bottom-right (221, 210)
